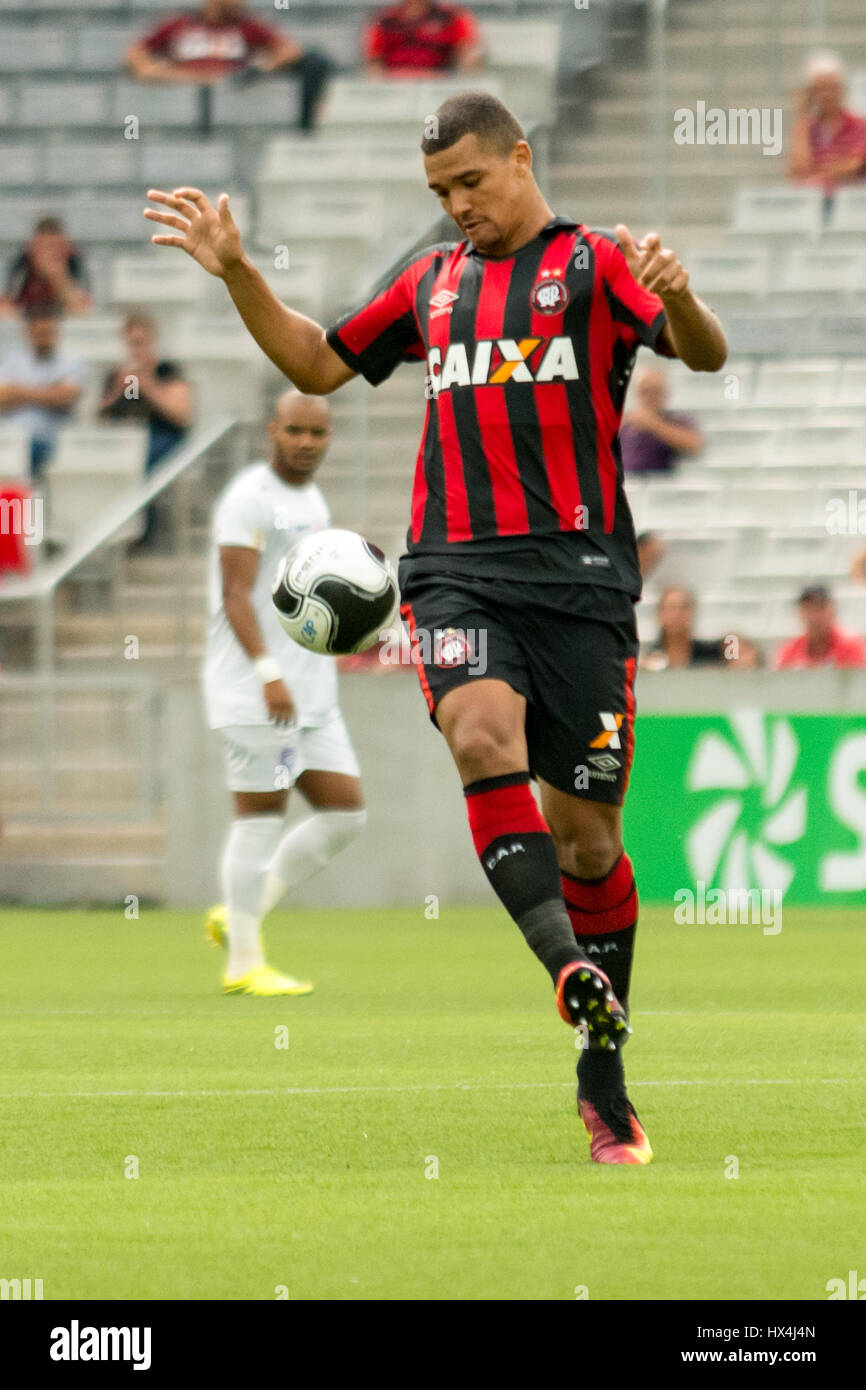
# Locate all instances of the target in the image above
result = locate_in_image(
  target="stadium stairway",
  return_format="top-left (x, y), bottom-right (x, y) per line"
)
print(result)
top-left (550, 0), bottom-right (866, 241)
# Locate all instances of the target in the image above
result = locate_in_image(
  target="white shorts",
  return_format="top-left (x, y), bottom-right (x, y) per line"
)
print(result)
top-left (219, 711), bottom-right (360, 793)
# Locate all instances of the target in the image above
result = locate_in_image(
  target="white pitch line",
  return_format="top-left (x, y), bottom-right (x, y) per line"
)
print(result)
top-left (0, 1077), bottom-right (856, 1101)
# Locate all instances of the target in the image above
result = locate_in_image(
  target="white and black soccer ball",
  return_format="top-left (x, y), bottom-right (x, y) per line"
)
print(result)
top-left (272, 528), bottom-right (399, 655)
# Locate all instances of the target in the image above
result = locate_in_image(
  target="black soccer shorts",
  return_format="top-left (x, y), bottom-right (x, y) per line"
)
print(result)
top-left (398, 571), bottom-right (638, 805)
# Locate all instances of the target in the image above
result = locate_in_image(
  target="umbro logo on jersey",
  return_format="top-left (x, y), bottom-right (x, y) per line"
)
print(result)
top-left (429, 289), bottom-right (459, 319)
top-left (426, 337), bottom-right (579, 393)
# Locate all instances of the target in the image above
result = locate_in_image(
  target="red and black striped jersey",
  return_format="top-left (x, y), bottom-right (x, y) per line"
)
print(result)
top-left (325, 215), bottom-right (675, 595)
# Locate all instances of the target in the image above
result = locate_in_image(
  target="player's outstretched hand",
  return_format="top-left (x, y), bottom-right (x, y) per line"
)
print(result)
top-left (144, 187), bottom-right (244, 278)
top-left (615, 224), bottom-right (689, 300)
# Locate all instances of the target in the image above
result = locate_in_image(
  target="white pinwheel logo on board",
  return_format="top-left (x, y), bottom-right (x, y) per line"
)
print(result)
top-left (685, 711), bottom-right (806, 895)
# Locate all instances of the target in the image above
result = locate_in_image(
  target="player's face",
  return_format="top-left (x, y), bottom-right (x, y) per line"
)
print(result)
top-left (424, 133), bottom-right (533, 256)
top-left (269, 402), bottom-right (331, 484)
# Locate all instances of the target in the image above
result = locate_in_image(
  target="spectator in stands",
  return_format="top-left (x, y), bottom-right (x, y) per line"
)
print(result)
top-left (788, 55), bottom-right (866, 199)
top-left (774, 584), bottom-right (866, 669)
top-left (636, 529), bottom-right (665, 581)
top-left (621, 368), bottom-right (703, 476)
top-left (99, 312), bottom-right (194, 551)
top-left (0, 217), bottom-right (92, 321)
top-left (0, 305), bottom-right (84, 479)
top-left (125, 0), bottom-right (331, 134)
top-left (640, 586), bottom-right (726, 671)
top-left (365, 0), bottom-right (483, 76)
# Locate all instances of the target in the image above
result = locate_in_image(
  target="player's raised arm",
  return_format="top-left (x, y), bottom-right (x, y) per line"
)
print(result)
top-left (144, 187), bottom-right (355, 395)
top-left (615, 224), bottom-right (728, 372)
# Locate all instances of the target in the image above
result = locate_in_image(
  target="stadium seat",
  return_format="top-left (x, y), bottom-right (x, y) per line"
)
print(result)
top-left (42, 140), bottom-right (138, 186)
top-left (752, 359), bottom-right (839, 407)
top-left (210, 78), bottom-right (301, 128)
top-left (110, 254), bottom-right (206, 311)
top-left (699, 423), bottom-right (777, 466)
top-left (140, 140), bottom-right (235, 187)
top-left (777, 246), bottom-right (866, 293)
top-left (112, 80), bottom-right (199, 128)
top-left (479, 19), bottom-right (558, 118)
top-left (0, 143), bottom-right (41, 185)
top-left (0, 430), bottom-right (31, 481)
top-left (48, 426), bottom-right (149, 546)
top-left (19, 80), bottom-right (110, 126)
top-left (318, 76), bottom-right (505, 138)
top-left (826, 187), bottom-right (866, 234)
top-left (731, 186), bottom-right (824, 237)
top-left (74, 24), bottom-right (139, 72)
top-left (64, 194), bottom-right (151, 244)
top-left (60, 317), bottom-right (125, 364)
top-left (273, 20), bottom-right (362, 71)
top-left (837, 360), bottom-right (866, 405)
top-left (683, 247), bottom-right (771, 298)
top-left (665, 359), bottom-right (755, 408)
top-left (848, 67), bottom-right (866, 116)
top-left (0, 25), bottom-right (71, 70)
top-left (775, 421), bottom-right (864, 465)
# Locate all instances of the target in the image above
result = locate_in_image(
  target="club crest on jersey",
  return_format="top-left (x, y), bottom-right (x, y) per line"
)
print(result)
top-left (426, 337), bottom-right (579, 394)
top-left (429, 289), bottom-right (459, 319)
top-left (434, 627), bottom-right (472, 667)
top-left (530, 276), bottom-right (569, 314)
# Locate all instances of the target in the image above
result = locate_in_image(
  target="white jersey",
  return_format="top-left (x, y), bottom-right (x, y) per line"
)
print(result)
top-left (203, 461), bottom-right (338, 729)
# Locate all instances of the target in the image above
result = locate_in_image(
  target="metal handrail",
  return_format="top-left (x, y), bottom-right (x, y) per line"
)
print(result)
top-left (0, 415), bottom-right (237, 603)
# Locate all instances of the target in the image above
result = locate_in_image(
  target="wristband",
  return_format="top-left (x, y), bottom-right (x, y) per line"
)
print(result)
top-left (254, 656), bottom-right (282, 685)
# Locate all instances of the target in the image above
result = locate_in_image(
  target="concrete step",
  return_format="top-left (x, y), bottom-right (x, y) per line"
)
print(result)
top-left (0, 854), bottom-right (165, 904)
top-left (55, 647), bottom-right (203, 676)
top-left (118, 581), bottom-right (208, 615)
top-left (0, 696), bottom-right (144, 752)
top-left (54, 612), bottom-right (207, 648)
top-left (0, 820), bottom-right (164, 859)
top-left (0, 761), bottom-right (148, 807)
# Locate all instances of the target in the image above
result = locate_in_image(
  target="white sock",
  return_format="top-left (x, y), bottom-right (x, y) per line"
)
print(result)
top-left (220, 815), bottom-right (284, 978)
top-left (260, 808), bottom-right (367, 916)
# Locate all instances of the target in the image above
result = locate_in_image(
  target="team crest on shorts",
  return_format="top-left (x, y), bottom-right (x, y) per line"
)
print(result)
top-left (434, 628), bottom-right (471, 667)
top-left (530, 276), bottom-right (569, 314)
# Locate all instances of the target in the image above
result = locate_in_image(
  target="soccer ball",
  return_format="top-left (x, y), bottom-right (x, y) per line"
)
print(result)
top-left (271, 528), bottom-right (399, 655)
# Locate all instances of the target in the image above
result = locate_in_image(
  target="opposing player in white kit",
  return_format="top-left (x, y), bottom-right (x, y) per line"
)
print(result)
top-left (203, 388), bottom-right (367, 995)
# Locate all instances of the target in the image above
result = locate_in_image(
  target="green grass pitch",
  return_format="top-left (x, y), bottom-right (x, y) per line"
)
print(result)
top-left (1, 904), bottom-right (863, 1301)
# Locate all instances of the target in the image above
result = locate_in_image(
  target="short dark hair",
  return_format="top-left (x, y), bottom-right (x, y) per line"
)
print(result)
top-left (420, 91), bottom-right (525, 158)
top-left (797, 583), bottom-right (831, 605)
top-left (34, 216), bottom-right (65, 235)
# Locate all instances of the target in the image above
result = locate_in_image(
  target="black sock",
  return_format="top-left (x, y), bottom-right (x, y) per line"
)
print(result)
top-left (464, 773), bottom-right (582, 983)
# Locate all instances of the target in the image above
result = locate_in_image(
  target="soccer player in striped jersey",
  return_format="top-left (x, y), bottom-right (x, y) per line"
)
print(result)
top-left (145, 91), bottom-right (727, 1164)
